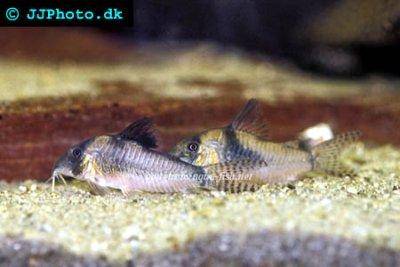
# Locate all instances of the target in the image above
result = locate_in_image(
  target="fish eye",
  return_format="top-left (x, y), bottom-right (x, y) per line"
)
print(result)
top-left (187, 142), bottom-right (199, 152)
top-left (72, 148), bottom-right (82, 158)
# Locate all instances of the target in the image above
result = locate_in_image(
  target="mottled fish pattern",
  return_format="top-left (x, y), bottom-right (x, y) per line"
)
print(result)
top-left (171, 99), bottom-right (361, 192)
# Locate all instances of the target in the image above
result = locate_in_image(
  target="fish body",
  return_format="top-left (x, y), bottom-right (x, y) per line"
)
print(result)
top-left (51, 100), bottom-right (360, 195)
top-left (171, 99), bottom-right (360, 192)
top-left (51, 118), bottom-right (208, 194)
top-left (171, 99), bottom-right (297, 166)
top-left (203, 130), bottom-right (359, 192)
top-left (228, 131), bottom-right (313, 183)
top-left (170, 99), bottom-right (268, 166)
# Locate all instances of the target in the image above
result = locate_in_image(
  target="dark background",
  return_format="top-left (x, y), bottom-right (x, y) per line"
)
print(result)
top-left (131, 0), bottom-right (400, 76)
top-left (1, 0), bottom-right (399, 76)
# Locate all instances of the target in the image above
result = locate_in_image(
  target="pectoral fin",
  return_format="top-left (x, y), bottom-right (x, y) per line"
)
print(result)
top-left (87, 181), bottom-right (110, 195)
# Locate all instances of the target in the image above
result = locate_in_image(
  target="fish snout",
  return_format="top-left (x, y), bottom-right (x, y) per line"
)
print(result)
top-left (51, 164), bottom-right (73, 181)
top-left (51, 154), bottom-right (74, 180)
top-left (48, 157), bottom-right (74, 191)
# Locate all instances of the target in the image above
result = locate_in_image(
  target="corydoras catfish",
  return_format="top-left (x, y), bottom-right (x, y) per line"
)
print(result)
top-left (50, 118), bottom-right (210, 195)
top-left (170, 99), bottom-right (314, 166)
top-left (170, 99), bottom-right (361, 192)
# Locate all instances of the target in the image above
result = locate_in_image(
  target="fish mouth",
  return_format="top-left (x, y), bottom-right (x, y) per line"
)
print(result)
top-left (47, 168), bottom-right (75, 191)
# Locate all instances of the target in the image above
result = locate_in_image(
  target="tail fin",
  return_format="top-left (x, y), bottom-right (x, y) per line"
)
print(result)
top-left (311, 131), bottom-right (361, 176)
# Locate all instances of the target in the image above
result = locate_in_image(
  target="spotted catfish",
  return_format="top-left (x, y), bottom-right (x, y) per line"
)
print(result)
top-left (171, 99), bottom-right (361, 192)
top-left (170, 99), bottom-right (323, 165)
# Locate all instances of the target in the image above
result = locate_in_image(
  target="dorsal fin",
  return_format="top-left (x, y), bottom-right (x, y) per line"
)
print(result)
top-left (230, 99), bottom-right (269, 140)
top-left (117, 117), bottom-right (157, 149)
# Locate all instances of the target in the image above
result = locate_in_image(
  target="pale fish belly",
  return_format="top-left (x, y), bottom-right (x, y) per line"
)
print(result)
top-left (254, 160), bottom-right (312, 184)
top-left (98, 172), bottom-right (201, 194)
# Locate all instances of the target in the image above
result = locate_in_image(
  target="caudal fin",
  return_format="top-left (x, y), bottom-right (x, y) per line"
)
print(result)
top-left (312, 131), bottom-right (361, 176)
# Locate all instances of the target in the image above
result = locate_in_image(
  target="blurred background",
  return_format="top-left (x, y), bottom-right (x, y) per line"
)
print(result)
top-left (0, 0), bottom-right (400, 181)
top-left (1, 1), bottom-right (400, 265)
top-left (2, 0), bottom-right (400, 75)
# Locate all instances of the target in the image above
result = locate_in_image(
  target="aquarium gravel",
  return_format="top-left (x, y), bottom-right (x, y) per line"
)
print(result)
top-left (1, 144), bottom-right (400, 262)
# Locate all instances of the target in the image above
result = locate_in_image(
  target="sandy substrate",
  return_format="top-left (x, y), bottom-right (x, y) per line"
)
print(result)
top-left (1, 44), bottom-right (400, 265)
top-left (1, 144), bottom-right (400, 264)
